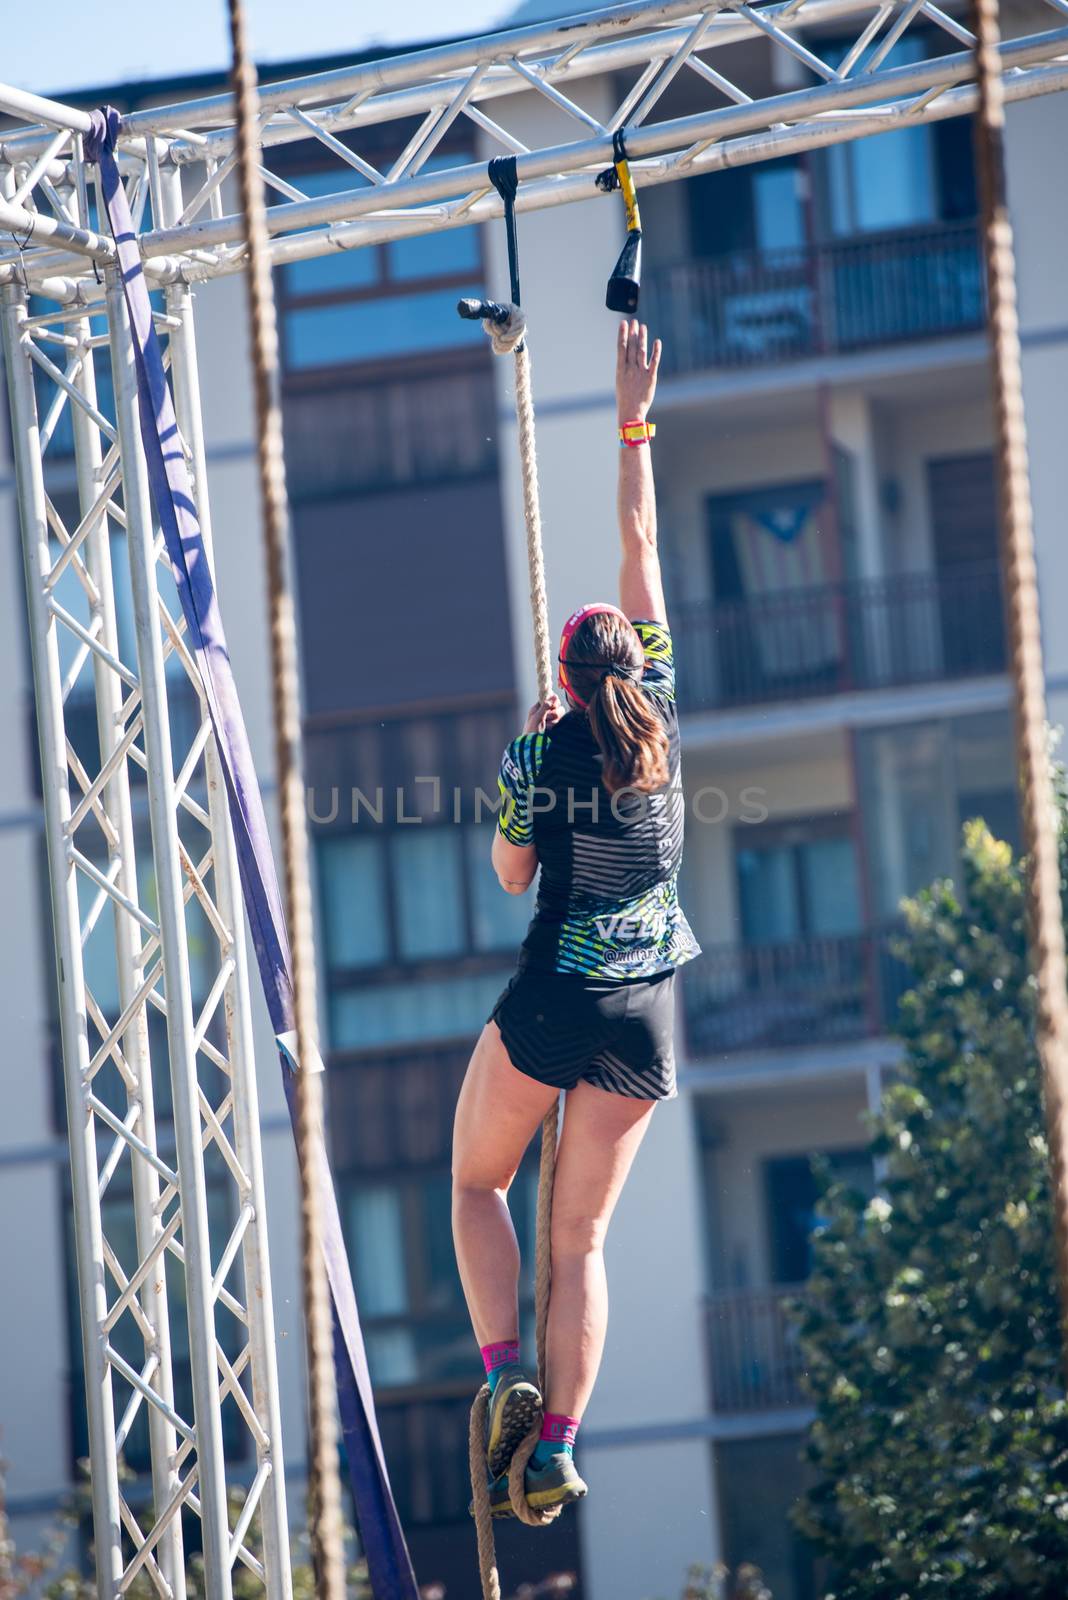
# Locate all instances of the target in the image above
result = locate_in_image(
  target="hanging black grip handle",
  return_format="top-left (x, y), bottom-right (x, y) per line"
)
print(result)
top-left (457, 296), bottom-right (512, 325)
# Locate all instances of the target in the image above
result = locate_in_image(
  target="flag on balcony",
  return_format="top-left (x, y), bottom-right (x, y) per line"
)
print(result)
top-left (732, 499), bottom-right (841, 681)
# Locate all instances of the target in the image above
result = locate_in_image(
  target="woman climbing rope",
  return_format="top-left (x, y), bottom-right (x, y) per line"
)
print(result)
top-left (452, 318), bottom-right (700, 1519)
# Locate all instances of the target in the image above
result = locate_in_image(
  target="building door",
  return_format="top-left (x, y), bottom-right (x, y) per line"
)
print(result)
top-left (926, 451), bottom-right (1004, 676)
top-left (764, 1149), bottom-right (874, 1284)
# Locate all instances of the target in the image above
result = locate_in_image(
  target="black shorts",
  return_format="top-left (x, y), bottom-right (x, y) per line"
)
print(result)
top-left (490, 966), bottom-right (678, 1101)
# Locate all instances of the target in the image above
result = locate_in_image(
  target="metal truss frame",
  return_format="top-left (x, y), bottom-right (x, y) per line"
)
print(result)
top-left (2, 1), bottom-right (1067, 1596)
top-left (0, 151), bottom-right (292, 1600)
top-left (0, 0), bottom-right (1067, 299)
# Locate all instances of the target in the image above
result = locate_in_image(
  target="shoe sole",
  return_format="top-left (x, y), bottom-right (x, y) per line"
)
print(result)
top-left (487, 1381), bottom-right (542, 1478)
top-left (525, 1479), bottom-right (588, 1511)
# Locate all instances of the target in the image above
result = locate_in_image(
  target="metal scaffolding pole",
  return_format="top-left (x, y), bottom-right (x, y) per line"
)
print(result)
top-left (158, 151), bottom-right (294, 1600)
top-left (67, 282), bottom-right (188, 1600)
top-left (0, 279), bottom-right (125, 1600)
top-left (103, 264), bottom-right (235, 1598)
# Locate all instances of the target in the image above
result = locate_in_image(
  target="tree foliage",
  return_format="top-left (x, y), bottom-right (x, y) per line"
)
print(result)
top-left (795, 806), bottom-right (1068, 1597)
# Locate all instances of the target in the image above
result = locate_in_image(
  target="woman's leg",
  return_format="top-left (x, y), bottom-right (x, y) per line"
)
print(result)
top-left (544, 1081), bottom-right (656, 1420)
top-left (452, 1021), bottom-right (559, 1350)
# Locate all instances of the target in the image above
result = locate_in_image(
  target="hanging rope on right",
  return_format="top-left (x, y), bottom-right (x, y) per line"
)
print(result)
top-left (971, 0), bottom-right (1068, 1377)
top-left (596, 129), bottom-right (643, 314)
top-left (456, 154), bottom-right (564, 1600)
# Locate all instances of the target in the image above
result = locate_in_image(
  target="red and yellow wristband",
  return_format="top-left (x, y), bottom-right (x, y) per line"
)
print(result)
top-left (618, 417), bottom-right (656, 448)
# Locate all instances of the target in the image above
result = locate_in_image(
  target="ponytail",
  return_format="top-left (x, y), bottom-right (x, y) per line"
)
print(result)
top-left (587, 674), bottom-right (670, 796)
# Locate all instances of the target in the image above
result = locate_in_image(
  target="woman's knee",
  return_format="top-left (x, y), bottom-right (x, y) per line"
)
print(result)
top-left (550, 1207), bottom-right (608, 1258)
top-left (451, 1160), bottom-right (515, 1200)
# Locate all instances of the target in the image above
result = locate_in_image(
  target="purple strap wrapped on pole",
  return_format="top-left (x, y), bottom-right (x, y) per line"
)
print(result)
top-left (84, 106), bottom-right (419, 1600)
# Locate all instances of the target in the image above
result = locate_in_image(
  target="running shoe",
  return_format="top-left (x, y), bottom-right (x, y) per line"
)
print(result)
top-left (485, 1365), bottom-right (542, 1477)
top-left (523, 1451), bottom-right (588, 1512)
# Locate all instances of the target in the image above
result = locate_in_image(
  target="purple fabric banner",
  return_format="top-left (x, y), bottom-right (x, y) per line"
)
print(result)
top-left (85, 106), bottom-right (419, 1600)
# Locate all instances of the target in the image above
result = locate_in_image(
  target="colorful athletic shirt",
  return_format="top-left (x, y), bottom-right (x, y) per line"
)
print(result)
top-left (497, 619), bottom-right (701, 981)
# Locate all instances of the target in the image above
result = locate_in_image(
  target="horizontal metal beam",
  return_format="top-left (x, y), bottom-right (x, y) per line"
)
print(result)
top-left (133, 26), bottom-right (1067, 263)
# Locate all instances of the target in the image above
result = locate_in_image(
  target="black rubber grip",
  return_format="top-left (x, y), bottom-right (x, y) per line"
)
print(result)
top-left (457, 296), bottom-right (511, 325)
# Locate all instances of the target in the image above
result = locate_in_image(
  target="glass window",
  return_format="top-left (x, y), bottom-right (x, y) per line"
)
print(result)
top-left (754, 164), bottom-right (804, 253)
top-left (283, 288), bottom-right (484, 369)
top-left (422, 1173), bottom-right (465, 1313)
top-left (466, 823), bottom-right (531, 952)
top-left (385, 152), bottom-right (480, 281)
top-left (329, 969), bottom-right (509, 1050)
top-left (348, 1184), bottom-right (409, 1316)
top-left (280, 169), bottom-right (378, 297)
top-left (737, 844), bottom-right (800, 943)
top-left (391, 829), bottom-right (465, 960)
top-left (800, 836), bottom-right (862, 936)
top-left (387, 225), bottom-right (480, 282)
top-left (825, 39), bottom-right (935, 235)
top-left (318, 835), bottom-right (389, 970)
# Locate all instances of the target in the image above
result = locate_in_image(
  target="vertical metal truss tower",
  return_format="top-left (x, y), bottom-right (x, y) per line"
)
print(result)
top-left (0, 158), bottom-right (293, 1600)
top-left (2, 2), bottom-right (1068, 1596)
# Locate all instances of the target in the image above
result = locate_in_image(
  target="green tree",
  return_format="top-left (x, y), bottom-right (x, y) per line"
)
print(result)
top-left (794, 811), bottom-right (1068, 1598)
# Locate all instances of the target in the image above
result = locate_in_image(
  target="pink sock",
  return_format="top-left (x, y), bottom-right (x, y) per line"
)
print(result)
top-left (481, 1339), bottom-right (520, 1378)
top-left (540, 1413), bottom-right (580, 1450)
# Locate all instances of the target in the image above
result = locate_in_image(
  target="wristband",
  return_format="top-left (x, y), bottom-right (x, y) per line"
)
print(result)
top-left (618, 417), bottom-right (656, 447)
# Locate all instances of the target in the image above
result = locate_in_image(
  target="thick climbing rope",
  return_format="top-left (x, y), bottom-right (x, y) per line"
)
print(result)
top-left (972, 0), bottom-right (1068, 1372)
top-left (466, 158), bottom-right (564, 1600)
top-left (227, 2), bottom-right (347, 1592)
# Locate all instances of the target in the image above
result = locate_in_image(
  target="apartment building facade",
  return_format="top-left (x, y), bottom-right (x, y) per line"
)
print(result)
top-left (2, 10), bottom-right (1067, 1600)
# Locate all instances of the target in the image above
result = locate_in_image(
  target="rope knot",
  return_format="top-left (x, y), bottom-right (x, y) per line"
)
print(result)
top-left (485, 303), bottom-right (526, 356)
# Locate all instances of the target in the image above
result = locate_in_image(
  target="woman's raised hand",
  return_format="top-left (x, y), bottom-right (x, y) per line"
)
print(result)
top-left (616, 319), bottom-right (662, 422)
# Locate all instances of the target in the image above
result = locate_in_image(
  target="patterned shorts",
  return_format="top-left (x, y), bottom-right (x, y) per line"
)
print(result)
top-left (490, 966), bottom-right (677, 1101)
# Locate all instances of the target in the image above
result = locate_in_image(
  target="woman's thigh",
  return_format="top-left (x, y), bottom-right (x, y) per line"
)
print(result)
top-left (550, 1080), bottom-right (656, 1253)
top-left (452, 1020), bottom-right (560, 1193)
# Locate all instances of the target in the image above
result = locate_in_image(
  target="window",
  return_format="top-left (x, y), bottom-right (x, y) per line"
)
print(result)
top-left (764, 1149), bottom-right (874, 1282)
top-left (466, 821), bottom-right (531, 952)
top-left (317, 834), bottom-right (389, 969)
top-left (341, 1162), bottom-right (539, 1390)
top-left (329, 969), bottom-right (509, 1051)
top-left (392, 829), bottom-right (465, 960)
top-left (824, 38), bottom-right (935, 235)
top-left (735, 819), bottom-right (862, 946)
top-left (278, 156), bottom-right (485, 372)
top-left (315, 820), bottom-right (530, 1049)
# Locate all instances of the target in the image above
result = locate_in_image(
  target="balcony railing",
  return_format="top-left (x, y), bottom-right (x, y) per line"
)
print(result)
top-left (705, 1285), bottom-right (810, 1413)
top-left (673, 561), bottom-right (1005, 713)
top-left (646, 221), bottom-right (984, 375)
top-left (683, 927), bottom-right (909, 1057)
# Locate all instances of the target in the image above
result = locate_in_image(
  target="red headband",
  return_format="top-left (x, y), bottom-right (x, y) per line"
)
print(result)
top-left (558, 601), bottom-right (631, 709)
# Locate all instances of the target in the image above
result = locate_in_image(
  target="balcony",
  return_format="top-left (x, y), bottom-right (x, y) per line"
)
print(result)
top-left (705, 1285), bottom-right (810, 1414)
top-left (673, 560), bottom-right (1005, 714)
top-left (683, 928), bottom-right (909, 1057)
top-left (646, 221), bottom-right (984, 375)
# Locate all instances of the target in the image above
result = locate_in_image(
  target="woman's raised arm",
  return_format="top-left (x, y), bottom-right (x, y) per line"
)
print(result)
top-left (616, 320), bottom-right (667, 624)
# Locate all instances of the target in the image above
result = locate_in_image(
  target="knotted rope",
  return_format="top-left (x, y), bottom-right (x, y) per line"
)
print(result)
top-left (467, 157), bottom-right (563, 1599)
top-left (972, 0), bottom-right (1068, 1373)
top-left (228, 1), bottom-right (346, 1593)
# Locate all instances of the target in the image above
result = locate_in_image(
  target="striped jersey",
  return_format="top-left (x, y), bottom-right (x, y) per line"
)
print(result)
top-left (497, 620), bottom-right (700, 980)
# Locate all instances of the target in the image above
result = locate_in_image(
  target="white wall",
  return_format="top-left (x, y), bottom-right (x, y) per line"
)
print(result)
top-left (704, 1084), bottom-right (870, 1288)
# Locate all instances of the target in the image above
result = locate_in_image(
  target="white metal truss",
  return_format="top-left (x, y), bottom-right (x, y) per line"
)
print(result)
top-left (0, 0), bottom-right (1067, 298)
top-left (0, 147), bottom-right (292, 1600)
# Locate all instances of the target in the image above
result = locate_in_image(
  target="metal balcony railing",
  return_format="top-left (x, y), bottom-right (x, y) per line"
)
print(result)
top-left (673, 560), bottom-right (1005, 713)
top-left (705, 1285), bottom-right (811, 1414)
top-left (646, 221), bottom-right (984, 374)
top-left (683, 927), bottom-right (910, 1057)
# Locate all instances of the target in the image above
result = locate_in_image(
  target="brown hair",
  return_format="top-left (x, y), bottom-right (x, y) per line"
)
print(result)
top-left (563, 611), bottom-right (670, 796)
